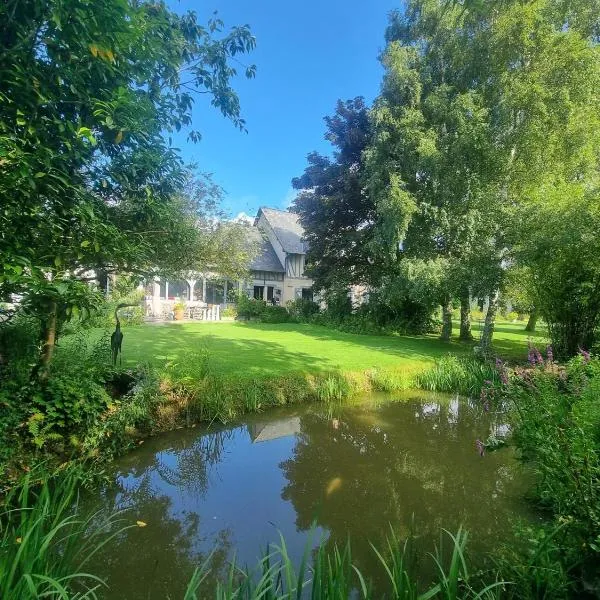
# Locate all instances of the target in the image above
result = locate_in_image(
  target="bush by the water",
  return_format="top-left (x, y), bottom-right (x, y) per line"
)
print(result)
top-left (502, 352), bottom-right (600, 597)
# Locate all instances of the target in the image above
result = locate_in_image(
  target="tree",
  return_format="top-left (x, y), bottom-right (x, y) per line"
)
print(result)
top-left (365, 6), bottom-right (506, 344)
top-left (291, 98), bottom-right (375, 291)
top-left (367, 0), bottom-right (600, 355)
top-left (0, 0), bottom-right (256, 369)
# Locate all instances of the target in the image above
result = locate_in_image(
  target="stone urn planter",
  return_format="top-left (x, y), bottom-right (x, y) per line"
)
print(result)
top-left (173, 302), bottom-right (186, 320)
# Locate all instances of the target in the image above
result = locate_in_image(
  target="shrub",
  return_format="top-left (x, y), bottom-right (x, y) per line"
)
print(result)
top-left (260, 305), bottom-right (290, 323)
top-left (286, 298), bottom-right (319, 321)
top-left (236, 295), bottom-right (265, 320)
top-left (505, 355), bottom-right (600, 595)
top-left (221, 305), bottom-right (237, 318)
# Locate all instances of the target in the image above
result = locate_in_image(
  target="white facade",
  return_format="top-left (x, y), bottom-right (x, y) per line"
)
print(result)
top-left (144, 207), bottom-right (314, 319)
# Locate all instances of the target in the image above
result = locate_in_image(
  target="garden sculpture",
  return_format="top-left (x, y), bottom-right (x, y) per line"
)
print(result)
top-left (111, 303), bottom-right (138, 365)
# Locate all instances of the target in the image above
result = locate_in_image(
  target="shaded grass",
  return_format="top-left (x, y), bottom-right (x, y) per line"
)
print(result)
top-left (79, 320), bottom-right (546, 381)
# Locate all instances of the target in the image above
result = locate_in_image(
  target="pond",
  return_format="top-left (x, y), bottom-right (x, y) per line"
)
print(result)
top-left (86, 392), bottom-right (532, 598)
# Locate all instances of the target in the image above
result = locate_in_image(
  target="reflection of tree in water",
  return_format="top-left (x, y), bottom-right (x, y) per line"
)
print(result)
top-left (279, 399), bottom-right (526, 586)
top-left (116, 427), bottom-right (235, 503)
top-left (87, 428), bottom-right (237, 600)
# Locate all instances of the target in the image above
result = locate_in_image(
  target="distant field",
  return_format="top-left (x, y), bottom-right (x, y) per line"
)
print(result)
top-left (84, 319), bottom-right (546, 378)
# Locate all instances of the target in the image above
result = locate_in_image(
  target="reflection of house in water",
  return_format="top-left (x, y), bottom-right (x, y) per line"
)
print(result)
top-left (248, 416), bottom-right (301, 443)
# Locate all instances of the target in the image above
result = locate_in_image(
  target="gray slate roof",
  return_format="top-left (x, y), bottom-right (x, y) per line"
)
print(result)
top-left (245, 227), bottom-right (285, 272)
top-left (259, 207), bottom-right (306, 254)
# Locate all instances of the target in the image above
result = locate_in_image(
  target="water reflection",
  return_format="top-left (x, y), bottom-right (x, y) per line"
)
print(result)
top-left (85, 395), bottom-right (529, 599)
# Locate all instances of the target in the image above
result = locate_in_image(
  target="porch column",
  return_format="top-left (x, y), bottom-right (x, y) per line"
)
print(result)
top-left (202, 278), bottom-right (207, 303)
top-left (186, 279), bottom-right (196, 301)
top-left (223, 280), bottom-right (228, 305)
top-left (263, 284), bottom-right (267, 302)
top-left (152, 280), bottom-right (161, 317)
top-left (165, 280), bottom-right (169, 300)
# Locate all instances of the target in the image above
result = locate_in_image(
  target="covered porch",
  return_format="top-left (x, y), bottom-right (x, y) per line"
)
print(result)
top-left (144, 276), bottom-right (242, 321)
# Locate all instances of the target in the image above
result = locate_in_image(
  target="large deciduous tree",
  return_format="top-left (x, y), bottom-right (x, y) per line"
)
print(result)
top-left (0, 0), bottom-right (256, 368)
top-left (291, 98), bottom-right (375, 292)
top-left (366, 0), bottom-right (600, 354)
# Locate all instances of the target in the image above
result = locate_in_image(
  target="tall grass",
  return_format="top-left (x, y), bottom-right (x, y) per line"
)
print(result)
top-left (416, 356), bottom-right (499, 397)
top-left (184, 528), bottom-right (509, 599)
top-left (0, 469), bottom-right (133, 599)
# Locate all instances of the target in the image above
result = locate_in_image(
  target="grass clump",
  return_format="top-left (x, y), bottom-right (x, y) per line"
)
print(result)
top-left (184, 527), bottom-right (508, 599)
top-left (0, 469), bottom-right (133, 600)
top-left (416, 355), bottom-right (500, 397)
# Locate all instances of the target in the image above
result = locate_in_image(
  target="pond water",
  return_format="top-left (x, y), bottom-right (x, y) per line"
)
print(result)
top-left (86, 392), bottom-right (532, 598)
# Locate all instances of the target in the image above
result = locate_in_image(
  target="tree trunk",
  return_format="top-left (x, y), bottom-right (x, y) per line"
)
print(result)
top-left (440, 298), bottom-right (453, 341)
top-left (524, 309), bottom-right (538, 332)
top-left (38, 301), bottom-right (58, 380)
top-left (459, 293), bottom-right (473, 341)
top-left (480, 291), bottom-right (499, 355)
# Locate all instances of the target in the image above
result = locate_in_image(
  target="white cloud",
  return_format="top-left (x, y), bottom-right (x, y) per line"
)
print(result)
top-left (232, 211), bottom-right (254, 224)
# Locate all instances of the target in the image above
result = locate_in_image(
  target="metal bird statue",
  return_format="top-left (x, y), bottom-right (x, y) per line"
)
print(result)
top-left (111, 303), bottom-right (138, 366)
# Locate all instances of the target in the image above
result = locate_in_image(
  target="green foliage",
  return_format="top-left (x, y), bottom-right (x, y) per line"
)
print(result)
top-left (221, 305), bottom-right (238, 319)
top-left (185, 527), bottom-right (508, 599)
top-left (506, 355), bottom-right (600, 596)
top-left (0, 469), bottom-right (133, 600)
top-left (82, 365), bottom-right (163, 459)
top-left (520, 200), bottom-right (600, 358)
top-left (260, 305), bottom-right (290, 324)
top-left (236, 296), bottom-right (290, 323)
top-left (416, 355), bottom-right (500, 397)
top-left (0, 0), bottom-right (256, 368)
top-left (286, 298), bottom-right (320, 321)
top-left (292, 98), bottom-right (376, 291)
top-left (236, 295), bottom-right (266, 320)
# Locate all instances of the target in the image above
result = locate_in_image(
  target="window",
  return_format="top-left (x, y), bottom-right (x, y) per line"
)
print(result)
top-left (302, 288), bottom-right (313, 301)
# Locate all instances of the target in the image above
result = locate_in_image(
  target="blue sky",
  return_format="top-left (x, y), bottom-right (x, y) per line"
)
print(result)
top-left (169, 0), bottom-right (399, 218)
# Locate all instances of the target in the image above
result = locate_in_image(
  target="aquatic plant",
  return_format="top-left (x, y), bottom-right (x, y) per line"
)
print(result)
top-left (0, 468), bottom-right (133, 600)
top-left (183, 527), bottom-right (509, 599)
top-left (415, 356), bottom-right (499, 397)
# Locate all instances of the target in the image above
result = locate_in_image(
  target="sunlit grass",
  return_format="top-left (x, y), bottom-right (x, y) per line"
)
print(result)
top-left (78, 319), bottom-right (545, 380)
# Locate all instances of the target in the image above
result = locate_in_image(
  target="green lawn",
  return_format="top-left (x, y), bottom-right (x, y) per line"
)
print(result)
top-left (105, 320), bottom-right (547, 378)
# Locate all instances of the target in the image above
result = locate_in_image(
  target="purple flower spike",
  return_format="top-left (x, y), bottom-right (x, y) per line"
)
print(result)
top-left (579, 347), bottom-right (591, 364)
top-left (476, 439), bottom-right (485, 457)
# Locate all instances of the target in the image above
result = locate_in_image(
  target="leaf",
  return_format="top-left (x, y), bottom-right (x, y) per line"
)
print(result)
top-left (35, 172), bottom-right (46, 178)
top-left (80, 240), bottom-right (91, 248)
top-left (114, 130), bottom-right (123, 144)
top-left (136, 520), bottom-right (147, 528)
top-left (89, 44), bottom-right (99, 57)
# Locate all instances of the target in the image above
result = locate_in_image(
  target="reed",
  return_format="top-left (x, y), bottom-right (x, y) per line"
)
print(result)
top-left (0, 468), bottom-right (133, 600)
top-left (183, 528), bottom-right (509, 599)
top-left (415, 356), bottom-right (499, 397)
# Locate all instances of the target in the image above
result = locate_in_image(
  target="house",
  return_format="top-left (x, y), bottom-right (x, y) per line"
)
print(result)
top-left (247, 207), bottom-right (313, 305)
top-left (144, 207), bottom-right (314, 319)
